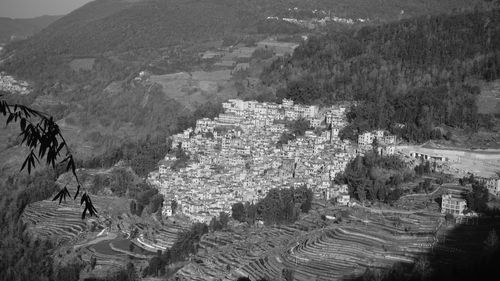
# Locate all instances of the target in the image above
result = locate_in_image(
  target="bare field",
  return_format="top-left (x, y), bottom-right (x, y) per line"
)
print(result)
top-left (69, 58), bottom-right (96, 72)
top-left (398, 143), bottom-right (500, 178)
top-left (149, 70), bottom-right (236, 110)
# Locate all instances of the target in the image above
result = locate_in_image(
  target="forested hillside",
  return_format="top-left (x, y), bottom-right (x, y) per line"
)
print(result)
top-left (264, 8), bottom-right (500, 142)
top-left (2, 0), bottom-right (487, 80)
top-left (0, 0), bottom-right (495, 170)
top-left (0, 168), bottom-right (66, 281)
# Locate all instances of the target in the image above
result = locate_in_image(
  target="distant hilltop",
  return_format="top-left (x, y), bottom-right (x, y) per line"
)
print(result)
top-left (0, 15), bottom-right (62, 44)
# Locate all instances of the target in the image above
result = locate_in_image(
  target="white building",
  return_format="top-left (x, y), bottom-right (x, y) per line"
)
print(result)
top-left (485, 178), bottom-right (500, 196)
top-left (195, 118), bottom-right (215, 133)
top-left (358, 130), bottom-right (396, 155)
top-left (337, 194), bottom-right (350, 206)
top-left (162, 205), bottom-right (173, 217)
top-left (441, 193), bottom-right (467, 216)
top-left (358, 132), bottom-right (375, 146)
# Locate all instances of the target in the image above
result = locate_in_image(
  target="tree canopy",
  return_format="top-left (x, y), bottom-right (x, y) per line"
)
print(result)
top-left (264, 9), bottom-right (500, 142)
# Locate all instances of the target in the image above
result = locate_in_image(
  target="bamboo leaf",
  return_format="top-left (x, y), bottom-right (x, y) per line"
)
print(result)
top-left (74, 185), bottom-right (80, 200)
top-left (81, 206), bottom-right (88, 220)
top-left (56, 142), bottom-right (65, 155)
top-left (20, 155), bottom-right (29, 172)
top-left (6, 114), bottom-right (14, 125)
top-left (52, 189), bottom-right (63, 202)
top-left (20, 118), bottom-right (26, 131)
top-left (63, 187), bottom-right (71, 202)
top-left (80, 193), bottom-right (87, 205)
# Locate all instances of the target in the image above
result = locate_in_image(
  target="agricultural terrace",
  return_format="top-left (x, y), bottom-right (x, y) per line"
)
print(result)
top-left (174, 203), bottom-right (444, 281)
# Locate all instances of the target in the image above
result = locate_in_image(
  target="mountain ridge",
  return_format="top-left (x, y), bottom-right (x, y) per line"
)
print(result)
top-left (2, 0), bottom-right (489, 78)
top-left (0, 15), bottom-right (62, 44)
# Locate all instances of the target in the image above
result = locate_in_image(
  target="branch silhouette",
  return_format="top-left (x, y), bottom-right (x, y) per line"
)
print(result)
top-left (0, 95), bottom-right (97, 219)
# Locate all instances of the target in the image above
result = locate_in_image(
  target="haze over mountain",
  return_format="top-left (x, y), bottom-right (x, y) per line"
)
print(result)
top-left (0, 0), bottom-right (92, 18)
top-left (0, 15), bottom-right (62, 44)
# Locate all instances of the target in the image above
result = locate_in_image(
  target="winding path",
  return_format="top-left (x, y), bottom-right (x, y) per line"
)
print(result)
top-left (399, 185), bottom-right (443, 199)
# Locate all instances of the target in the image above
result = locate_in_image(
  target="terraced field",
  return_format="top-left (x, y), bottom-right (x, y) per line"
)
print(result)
top-left (175, 209), bottom-right (443, 281)
top-left (21, 191), bottom-right (130, 245)
top-left (22, 201), bottom-right (88, 245)
top-left (139, 223), bottom-right (188, 250)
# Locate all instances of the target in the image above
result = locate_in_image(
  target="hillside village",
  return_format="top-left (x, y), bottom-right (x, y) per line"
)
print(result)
top-left (148, 98), bottom-right (399, 223)
top-left (266, 7), bottom-right (369, 29)
top-left (4, 2), bottom-right (500, 281)
top-left (0, 71), bottom-right (30, 95)
top-left (146, 96), bottom-right (500, 224)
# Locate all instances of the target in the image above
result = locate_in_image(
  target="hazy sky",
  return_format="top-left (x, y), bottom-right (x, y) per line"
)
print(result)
top-left (0, 0), bottom-right (93, 18)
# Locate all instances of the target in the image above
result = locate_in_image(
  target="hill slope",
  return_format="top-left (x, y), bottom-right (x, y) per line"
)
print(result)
top-left (263, 8), bottom-right (500, 143)
top-left (0, 15), bottom-right (62, 44)
top-left (2, 0), bottom-right (488, 79)
top-left (0, 0), bottom-right (494, 171)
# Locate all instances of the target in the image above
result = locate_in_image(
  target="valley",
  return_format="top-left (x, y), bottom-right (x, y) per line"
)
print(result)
top-left (2, 1), bottom-right (500, 281)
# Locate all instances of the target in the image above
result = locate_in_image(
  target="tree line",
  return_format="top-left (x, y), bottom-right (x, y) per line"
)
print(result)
top-left (231, 186), bottom-right (313, 225)
top-left (335, 151), bottom-right (413, 202)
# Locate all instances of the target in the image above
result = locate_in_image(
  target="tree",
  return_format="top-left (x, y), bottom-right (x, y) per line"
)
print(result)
top-left (445, 213), bottom-right (454, 225)
top-left (412, 256), bottom-right (432, 280)
top-left (0, 95), bottom-right (96, 218)
top-left (466, 182), bottom-right (489, 213)
top-left (362, 267), bottom-right (383, 281)
top-left (282, 268), bottom-right (294, 281)
top-left (287, 118), bottom-right (311, 137)
top-left (231, 202), bottom-right (246, 222)
top-left (55, 259), bottom-right (85, 281)
top-left (209, 217), bottom-right (222, 232)
top-left (149, 194), bottom-right (164, 214)
top-left (298, 186), bottom-right (313, 213)
top-left (219, 212), bottom-right (230, 229)
top-left (130, 200), bottom-right (137, 215)
top-left (246, 203), bottom-right (257, 224)
top-left (171, 200), bottom-right (178, 214)
top-left (90, 255), bottom-right (97, 270)
top-left (144, 256), bottom-right (162, 277)
top-left (125, 262), bottom-right (138, 281)
top-left (484, 229), bottom-right (499, 251)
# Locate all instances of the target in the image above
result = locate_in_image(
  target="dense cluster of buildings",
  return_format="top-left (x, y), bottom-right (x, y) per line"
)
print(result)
top-left (357, 130), bottom-right (396, 155)
top-left (0, 72), bottom-right (30, 95)
top-left (265, 8), bottom-right (368, 29)
top-left (149, 99), bottom-right (356, 223)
